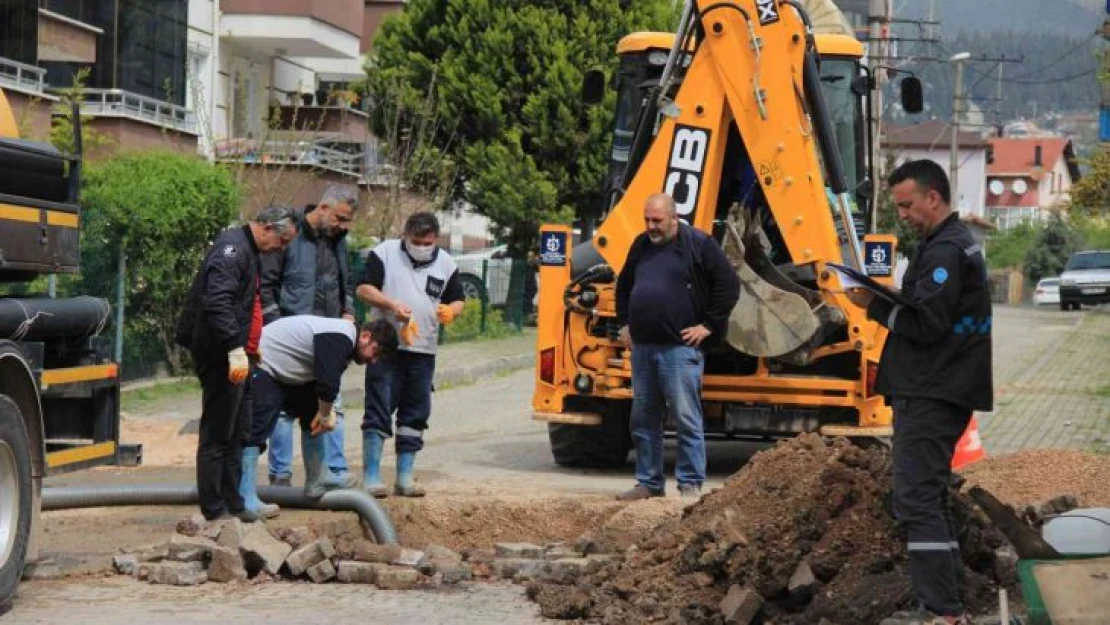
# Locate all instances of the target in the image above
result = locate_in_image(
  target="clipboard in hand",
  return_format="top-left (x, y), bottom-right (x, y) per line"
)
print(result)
top-left (826, 262), bottom-right (913, 307)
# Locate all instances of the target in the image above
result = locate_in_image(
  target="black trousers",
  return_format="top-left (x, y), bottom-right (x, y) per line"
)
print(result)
top-left (891, 396), bottom-right (971, 616)
top-left (246, 368), bottom-right (318, 449)
top-left (196, 358), bottom-right (251, 520)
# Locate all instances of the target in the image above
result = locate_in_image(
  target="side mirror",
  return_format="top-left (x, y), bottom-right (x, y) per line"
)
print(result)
top-left (582, 69), bottom-right (606, 105)
top-left (900, 77), bottom-right (923, 114)
top-left (850, 74), bottom-right (872, 97)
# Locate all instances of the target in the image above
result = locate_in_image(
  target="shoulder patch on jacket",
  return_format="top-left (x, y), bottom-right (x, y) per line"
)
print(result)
top-left (222, 244), bottom-right (237, 258)
top-left (932, 267), bottom-right (948, 285)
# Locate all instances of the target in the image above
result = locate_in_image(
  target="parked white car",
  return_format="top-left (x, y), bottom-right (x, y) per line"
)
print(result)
top-left (453, 245), bottom-right (514, 306)
top-left (1032, 277), bottom-right (1060, 306)
top-left (1059, 250), bottom-right (1110, 311)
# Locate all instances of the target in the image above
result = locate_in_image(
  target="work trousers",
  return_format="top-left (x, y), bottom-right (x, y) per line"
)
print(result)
top-left (630, 343), bottom-right (706, 493)
top-left (247, 369), bottom-right (320, 446)
top-left (891, 396), bottom-right (972, 617)
top-left (362, 350), bottom-right (436, 453)
top-left (195, 358), bottom-right (250, 520)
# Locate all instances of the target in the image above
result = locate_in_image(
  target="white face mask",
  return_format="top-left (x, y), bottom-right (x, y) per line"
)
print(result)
top-left (407, 242), bottom-right (435, 262)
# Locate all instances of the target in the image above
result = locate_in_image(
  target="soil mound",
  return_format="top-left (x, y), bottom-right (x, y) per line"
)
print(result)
top-left (532, 434), bottom-right (1014, 624)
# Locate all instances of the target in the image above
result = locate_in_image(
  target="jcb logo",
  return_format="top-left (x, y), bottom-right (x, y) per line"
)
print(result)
top-left (756, 0), bottom-right (779, 25)
top-left (664, 125), bottom-right (710, 219)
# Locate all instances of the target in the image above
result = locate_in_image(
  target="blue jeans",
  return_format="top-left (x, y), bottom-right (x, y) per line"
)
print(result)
top-left (362, 350), bottom-right (436, 453)
top-left (267, 391), bottom-right (349, 479)
top-left (630, 343), bottom-right (705, 493)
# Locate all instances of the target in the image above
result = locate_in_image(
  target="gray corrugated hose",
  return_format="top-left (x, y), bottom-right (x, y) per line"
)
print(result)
top-left (42, 484), bottom-right (397, 544)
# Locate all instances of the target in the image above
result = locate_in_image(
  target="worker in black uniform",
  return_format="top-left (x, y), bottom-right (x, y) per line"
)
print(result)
top-left (176, 205), bottom-right (297, 522)
top-left (847, 160), bottom-right (992, 625)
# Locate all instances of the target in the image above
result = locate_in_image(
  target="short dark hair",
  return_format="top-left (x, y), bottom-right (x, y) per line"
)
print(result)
top-left (254, 205), bottom-right (297, 230)
top-left (888, 159), bottom-right (951, 204)
top-left (362, 319), bottom-right (398, 359)
top-left (404, 211), bottom-right (440, 238)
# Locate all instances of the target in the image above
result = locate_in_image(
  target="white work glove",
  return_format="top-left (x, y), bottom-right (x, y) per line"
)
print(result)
top-left (227, 347), bottom-right (249, 384)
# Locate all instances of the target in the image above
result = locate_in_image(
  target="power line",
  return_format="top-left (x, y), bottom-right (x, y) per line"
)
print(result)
top-left (1006, 32), bottom-right (1099, 81)
top-left (1003, 68), bottom-right (1097, 85)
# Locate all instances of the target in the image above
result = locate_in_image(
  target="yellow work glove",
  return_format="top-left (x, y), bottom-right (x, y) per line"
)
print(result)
top-left (310, 412), bottom-right (337, 437)
top-left (227, 347), bottom-right (249, 384)
top-left (437, 304), bottom-right (456, 325)
top-left (400, 318), bottom-right (419, 346)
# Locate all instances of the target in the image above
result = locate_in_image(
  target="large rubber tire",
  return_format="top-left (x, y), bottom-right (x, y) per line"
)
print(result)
top-left (548, 402), bottom-right (632, 469)
top-left (0, 395), bottom-right (32, 611)
top-left (458, 273), bottom-right (486, 301)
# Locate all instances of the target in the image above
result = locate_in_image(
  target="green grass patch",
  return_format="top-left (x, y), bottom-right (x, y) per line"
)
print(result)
top-left (1096, 385), bottom-right (1110, 398)
top-left (121, 378), bottom-right (200, 412)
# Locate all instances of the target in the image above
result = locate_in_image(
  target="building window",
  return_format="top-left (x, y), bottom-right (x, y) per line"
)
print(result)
top-left (0, 0), bottom-right (38, 65)
top-left (117, 0), bottom-right (187, 104)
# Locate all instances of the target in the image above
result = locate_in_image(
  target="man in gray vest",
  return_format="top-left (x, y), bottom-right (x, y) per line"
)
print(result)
top-left (241, 316), bottom-right (398, 510)
top-left (249, 185), bottom-right (358, 516)
top-left (356, 212), bottom-right (465, 497)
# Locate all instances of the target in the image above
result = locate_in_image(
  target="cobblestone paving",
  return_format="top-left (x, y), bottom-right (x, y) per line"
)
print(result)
top-left (979, 307), bottom-right (1110, 455)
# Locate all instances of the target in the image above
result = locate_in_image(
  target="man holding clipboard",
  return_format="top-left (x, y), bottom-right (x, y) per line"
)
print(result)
top-left (844, 160), bottom-right (992, 625)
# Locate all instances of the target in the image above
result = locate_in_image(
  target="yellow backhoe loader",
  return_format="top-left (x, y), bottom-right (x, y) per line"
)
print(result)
top-left (532, 0), bottom-right (924, 467)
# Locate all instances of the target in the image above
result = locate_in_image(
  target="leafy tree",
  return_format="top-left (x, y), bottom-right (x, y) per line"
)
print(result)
top-left (365, 0), bottom-right (677, 257)
top-left (80, 152), bottom-right (241, 372)
top-left (1068, 146), bottom-right (1110, 219)
top-left (1023, 213), bottom-right (1082, 283)
top-left (874, 151), bottom-right (920, 259)
top-left (48, 67), bottom-right (113, 156)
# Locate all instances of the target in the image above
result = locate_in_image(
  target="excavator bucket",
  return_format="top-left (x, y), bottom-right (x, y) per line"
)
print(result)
top-left (723, 207), bottom-right (821, 358)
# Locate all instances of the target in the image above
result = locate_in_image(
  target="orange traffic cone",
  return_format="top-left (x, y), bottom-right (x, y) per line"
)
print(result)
top-left (951, 415), bottom-right (986, 470)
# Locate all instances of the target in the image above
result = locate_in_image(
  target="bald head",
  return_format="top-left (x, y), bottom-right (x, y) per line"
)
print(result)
top-left (644, 193), bottom-right (679, 244)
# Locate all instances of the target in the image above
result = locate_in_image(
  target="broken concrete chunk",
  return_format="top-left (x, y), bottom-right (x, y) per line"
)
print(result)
top-left (307, 559), bottom-right (337, 583)
top-left (545, 546), bottom-right (579, 560)
top-left (286, 539), bottom-right (330, 577)
top-left (240, 522), bottom-right (292, 576)
top-left (423, 544), bottom-right (462, 563)
top-left (148, 561), bottom-right (207, 586)
top-left (113, 555), bottom-right (138, 576)
top-left (336, 561), bottom-right (380, 584)
top-left (374, 565), bottom-right (423, 590)
top-left (175, 513), bottom-right (207, 537)
top-left (788, 560), bottom-right (818, 603)
top-left (352, 540), bottom-right (402, 564)
top-left (494, 542), bottom-right (545, 559)
top-left (285, 526), bottom-right (315, 550)
top-left (208, 546), bottom-right (248, 583)
top-left (168, 534), bottom-right (218, 561)
top-left (720, 585), bottom-right (763, 624)
top-left (217, 520), bottom-right (246, 551)
top-left (391, 547), bottom-right (425, 567)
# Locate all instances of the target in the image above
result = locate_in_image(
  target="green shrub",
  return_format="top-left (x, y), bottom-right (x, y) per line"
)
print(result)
top-left (442, 298), bottom-right (516, 343)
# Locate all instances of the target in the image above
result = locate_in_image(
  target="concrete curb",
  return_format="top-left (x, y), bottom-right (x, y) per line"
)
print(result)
top-left (434, 353), bottom-right (534, 389)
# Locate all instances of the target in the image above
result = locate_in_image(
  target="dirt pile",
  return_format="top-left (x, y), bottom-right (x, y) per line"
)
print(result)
top-left (530, 434), bottom-right (1015, 624)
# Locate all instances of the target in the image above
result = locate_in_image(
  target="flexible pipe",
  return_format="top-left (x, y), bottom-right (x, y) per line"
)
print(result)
top-left (42, 484), bottom-right (398, 544)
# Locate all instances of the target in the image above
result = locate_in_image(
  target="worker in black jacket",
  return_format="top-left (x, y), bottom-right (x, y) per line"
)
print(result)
top-left (614, 192), bottom-right (740, 502)
top-left (847, 160), bottom-right (992, 625)
top-left (176, 206), bottom-right (297, 522)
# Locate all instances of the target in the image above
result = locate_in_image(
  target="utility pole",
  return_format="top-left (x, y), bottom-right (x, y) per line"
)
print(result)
top-left (868, 0), bottom-right (891, 232)
top-left (949, 52), bottom-right (971, 215)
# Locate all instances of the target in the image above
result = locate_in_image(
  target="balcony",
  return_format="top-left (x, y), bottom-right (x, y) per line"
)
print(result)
top-left (78, 89), bottom-right (198, 135)
top-left (213, 135), bottom-right (390, 184)
top-left (220, 0), bottom-right (362, 59)
top-left (0, 57), bottom-right (47, 97)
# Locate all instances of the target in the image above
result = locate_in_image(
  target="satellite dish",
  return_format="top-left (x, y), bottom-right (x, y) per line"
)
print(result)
top-left (989, 180), bottom-right (1005, 196)
top-left (1012, 179), bottom-right (1028, 194)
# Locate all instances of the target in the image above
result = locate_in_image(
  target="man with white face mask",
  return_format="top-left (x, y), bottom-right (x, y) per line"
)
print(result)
top-left (356, 211), bottom-right (465, 497)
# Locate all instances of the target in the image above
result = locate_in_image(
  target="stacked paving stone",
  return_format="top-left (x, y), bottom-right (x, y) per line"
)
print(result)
top-left (111, 515), bottom-right (467, 590)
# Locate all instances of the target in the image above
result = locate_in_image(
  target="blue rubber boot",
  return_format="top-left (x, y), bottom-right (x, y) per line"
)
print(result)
top-left (362, 430), bottom-right (389, 498)
top-left (303, 432), bottom-right (354, 499)
top-left (239, 446), bottom-right (280, 518)
top-left (394, 451), bottom-right (425, 498)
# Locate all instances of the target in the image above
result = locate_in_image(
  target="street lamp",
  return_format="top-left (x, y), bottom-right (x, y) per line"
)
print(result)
top-left (949, 52), bottom-right (971, 214)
